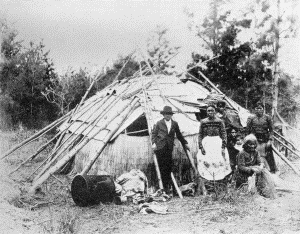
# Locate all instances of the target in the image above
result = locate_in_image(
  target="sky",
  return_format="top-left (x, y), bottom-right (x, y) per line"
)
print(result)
top-left (1, 0), bottom-right (300, 78)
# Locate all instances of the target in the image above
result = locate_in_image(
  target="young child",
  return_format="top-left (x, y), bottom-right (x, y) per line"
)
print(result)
top-left (227, 127), bottom-right (242, 170)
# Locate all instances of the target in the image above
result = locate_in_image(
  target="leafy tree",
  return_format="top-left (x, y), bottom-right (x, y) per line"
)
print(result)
top-left (244, 0), bottom-right (298, 119)
top-left (42, 55), bottom-right (140, 116)
top-left (186, 0), bottom-right (298, 123)
top-left (277, 73), bottom-right (298, 123)
top-left (0, 23), bottom-right (58, 128)
top-left (186, 2), bottom-right (256, 106)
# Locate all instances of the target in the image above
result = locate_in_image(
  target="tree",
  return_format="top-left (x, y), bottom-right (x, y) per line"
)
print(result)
top-left (0, 23), bottom-right (58, 128)
top-left (147, 25), bottom-right (180, 74)
top-left (186, 1), bottom-right (255, 106)
top-left (42, 67), bottom-right (91, 115)
top-left (94, 55), bottom-right (140, 91)
top-left (42, 54), bottom-right (140, 116)
top-left (244, 0), bottom-right (298, 118)
top-left (186, 0), bottom-right (298, 123)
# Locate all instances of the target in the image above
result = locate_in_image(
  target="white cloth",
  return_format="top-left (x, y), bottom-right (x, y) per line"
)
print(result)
top-left (164, 119), bottom-right (172, 133)
top-left (197, 136), bottom-right (232, 180)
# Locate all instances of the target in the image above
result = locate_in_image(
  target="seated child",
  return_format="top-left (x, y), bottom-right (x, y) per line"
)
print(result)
top-left (227, 127), bottom-right (243, 170)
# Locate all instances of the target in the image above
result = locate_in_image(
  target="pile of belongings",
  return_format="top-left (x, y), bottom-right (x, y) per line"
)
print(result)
top-left (115, 169), bottom-right (148, 204)
top-left (114, 169), bottom-right (198, 214)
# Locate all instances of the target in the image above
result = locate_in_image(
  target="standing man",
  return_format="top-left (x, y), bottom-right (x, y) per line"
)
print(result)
top-left (246, 101), bottom-right (278, 173)
top-left (152, 106), bottom-right (190, 193)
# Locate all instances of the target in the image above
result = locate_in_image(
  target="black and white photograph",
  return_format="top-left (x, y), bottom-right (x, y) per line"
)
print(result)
top-left (0, 0), bottom-right (300, 233)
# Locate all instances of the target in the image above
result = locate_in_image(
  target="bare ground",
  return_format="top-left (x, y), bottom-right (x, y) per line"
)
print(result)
top-left (1, 131), bottom-right (300, 234)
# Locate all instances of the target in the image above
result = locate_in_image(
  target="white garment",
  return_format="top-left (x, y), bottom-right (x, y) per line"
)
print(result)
top-left (197, 136), bottom-right (232, 181)
top-left (164, 119), bottom-right (172, 133)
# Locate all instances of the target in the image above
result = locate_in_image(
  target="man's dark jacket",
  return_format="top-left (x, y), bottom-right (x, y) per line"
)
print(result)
top-left (152, 119), bottom-right (188, 152)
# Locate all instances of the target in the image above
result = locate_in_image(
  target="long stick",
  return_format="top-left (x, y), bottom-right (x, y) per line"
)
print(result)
top-left (274, 131), bottom-right (298, 151)
top-left (272, 146), bottom-right (300, 177)
top-left (31, 90), bottom-right (123, 180)
top-left (31, 83), bottom-right (132, 181)
top-left (274, 136), bottom-right (300, 159)
top-left (75, 74), bottom-right (102, 113)
top-left (74, 59), bottom-right (111, 111)
top-left (141, 54), bottom-right (207, 194)
top-left (28, 134), bottom-right (79, 181)
top-left (1, 113), bottom-right (70, 160)
top-left (81, 98), bottom-right (140, 174)
top-left (29, 98), bottom-right (140, 193)
top-left (180, 55), bottom-right (220, 75)
top-left (139, 66), bottom-right (164, 190)
top-left (28, 99), bottom-right (108, 180)
top-left (48, 93), bottom-right (113, 157)
top-left (8, 131), bottom-right (62, 175)
top-left (34, 81), bottom-right (131, 180)
top-left (197, 70), bottom-right (235, 110)
top-left (112, 51), bottom-right (136, 82)
top-left (171, 172), bottom-right (183, 199)
top-left (30, 96), bottom-right (111, 179)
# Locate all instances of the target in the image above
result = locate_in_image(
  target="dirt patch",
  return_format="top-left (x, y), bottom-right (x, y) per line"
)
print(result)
top-left (1, 130), bottom-right (300, 234)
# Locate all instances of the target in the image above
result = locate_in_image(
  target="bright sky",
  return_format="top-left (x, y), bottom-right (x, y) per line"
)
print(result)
top-left (1, 0), bottom-right (299, 78)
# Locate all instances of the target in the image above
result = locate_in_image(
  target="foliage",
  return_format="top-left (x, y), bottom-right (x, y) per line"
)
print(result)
top-left (42, 68), bottom-right (92, 115)
top-left (147, 25), bottom-right (180, 74)
top-left (93, 55), bottom-right (140, 91)
top-left (186, 0), bottom-right (298, 123)
top-left (277, 73), bottom-right (299, 123)
top-left (0, 23), bottom-right (58, 128)
top-left (243, 0), bottom-right (298, 116)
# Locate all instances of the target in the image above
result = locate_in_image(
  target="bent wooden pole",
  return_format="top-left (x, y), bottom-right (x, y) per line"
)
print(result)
top-left (171, 172), bottom-right (183, 199)
top-left (1, 113), bottom-right (70, 160)
top-left (29, 98), bottom-right (140, 193)
top-left (272, 146), bottom-right (300, 177)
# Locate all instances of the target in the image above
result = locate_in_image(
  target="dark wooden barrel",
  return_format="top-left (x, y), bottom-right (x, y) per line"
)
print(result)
top-left (71, 174), bottom-right (115, 206)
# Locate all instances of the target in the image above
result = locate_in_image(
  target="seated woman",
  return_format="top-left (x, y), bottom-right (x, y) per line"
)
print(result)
top-left (236, 134), bottom-right (276, 198)
top-left (197, 103), bottom-right (232, 181)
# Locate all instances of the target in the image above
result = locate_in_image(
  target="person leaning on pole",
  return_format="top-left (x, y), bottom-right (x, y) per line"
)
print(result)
top-left (151, 106), bottom-right (190, 194)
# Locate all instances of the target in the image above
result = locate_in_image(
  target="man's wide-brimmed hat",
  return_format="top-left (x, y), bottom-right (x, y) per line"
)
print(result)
top-left (160, 106), bottom-right (174, 115)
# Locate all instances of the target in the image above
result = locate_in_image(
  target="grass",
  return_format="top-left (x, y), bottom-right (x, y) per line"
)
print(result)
top-left (41, 208), bottom-right (80, 234)
top-left (4, 129), bottom-right (285, 233)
